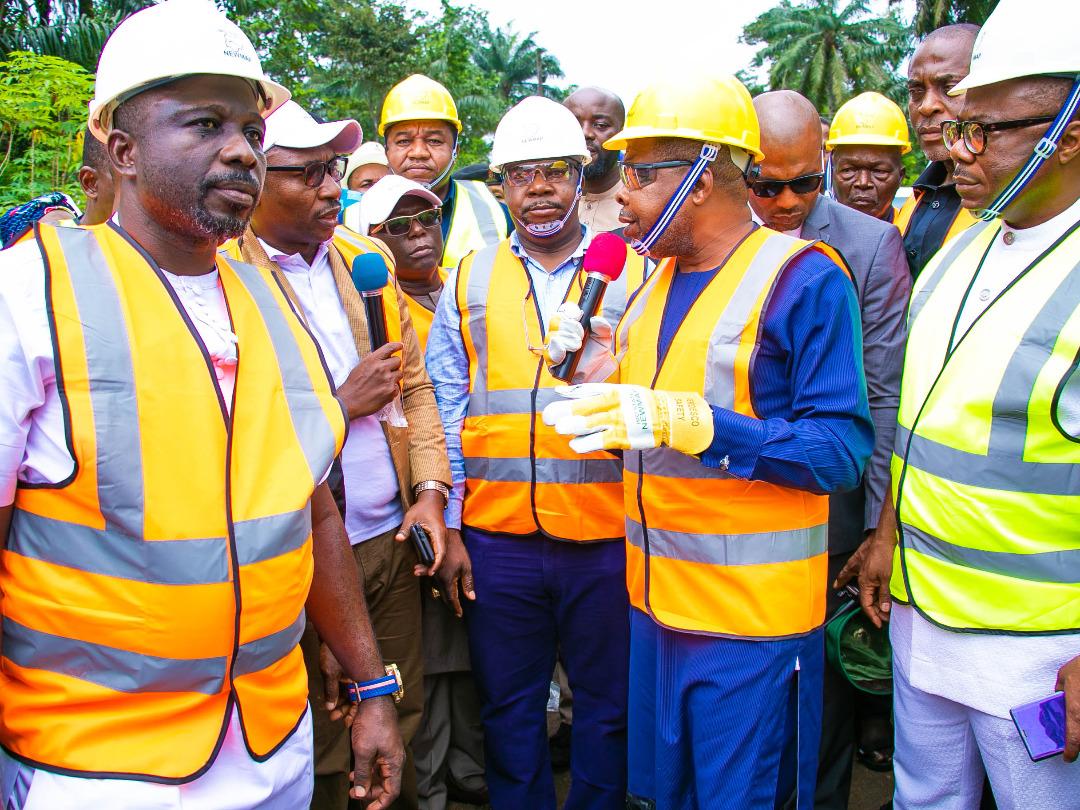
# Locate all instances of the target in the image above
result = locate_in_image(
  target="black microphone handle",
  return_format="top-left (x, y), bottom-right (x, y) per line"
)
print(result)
top-left (362, 291), bottom-right (389, 351)
top-left (549, 275), bottom-right (608, 382)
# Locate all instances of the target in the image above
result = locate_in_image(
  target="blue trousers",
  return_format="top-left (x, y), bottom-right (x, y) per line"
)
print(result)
top-left (627, 608), bottom-right (824, 810)
top-left (463, 528), bottom-right (629, 810)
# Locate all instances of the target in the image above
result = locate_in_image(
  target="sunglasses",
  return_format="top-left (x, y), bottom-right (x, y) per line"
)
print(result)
top-left (748, 172), bottom-right (824, 198)
top-left (503, 160), bottom-right (578, 187)
top-left (940, 116), bottom-right (1056, 156)
top-left (266, 155), bottom-right (348, 188)
top-left (370, 207), bottom-right (442, 237)
top-left (619, 159), bottom-right (696, 191)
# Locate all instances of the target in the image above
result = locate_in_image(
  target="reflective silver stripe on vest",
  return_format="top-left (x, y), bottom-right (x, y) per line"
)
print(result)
top-left (224, 257), bottom-right (339, 484)
top-left (234, 610), bottom-right (306, 676)
top-left (7, 505), bottom-right (311, 584)
top-left (625, 446), bottom-right (734, 480)
top-left (902, 523), bottom-right (1080, 584)
top-left (466, 456), bottom-right (622, 484)
top-left (627, 518), bottom-right (827, 566)
top-left (907, 221), bottom-right (991, 327)
top-left (461, 244), bottom-right (498, 399)
top-left (458, 180), bottom-right (502, 246)
top-left (54, 227), bottom-right (145, 539)
top-left (988, 252), bottom-right (1080, 458)
top-left (704, 234), bottom-right (805, 409)
top-left (467, 388), bottom-right (560, 417)
top-left (895, 425), bottom-right (1080, 496)
top-left (1, 616), bottom-right (227, 695)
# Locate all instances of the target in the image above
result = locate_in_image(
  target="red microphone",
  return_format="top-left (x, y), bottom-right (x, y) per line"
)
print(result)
top-left (549, 232), bottom-right (626, 382)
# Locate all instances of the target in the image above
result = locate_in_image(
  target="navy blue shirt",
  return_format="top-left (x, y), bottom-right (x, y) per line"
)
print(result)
top-left (658, 249), bottom-right (873, 495)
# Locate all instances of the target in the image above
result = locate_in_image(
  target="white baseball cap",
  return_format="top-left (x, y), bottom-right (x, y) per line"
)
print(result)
top-left (264, 100), bottom-right (362, 153)
top-left (345, 141), bottom-right (389, 184)
top-left (356, 175), bottom-right (442, 235)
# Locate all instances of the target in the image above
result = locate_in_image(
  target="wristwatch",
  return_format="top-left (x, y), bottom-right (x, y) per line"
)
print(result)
top-left (413, 480), bottom-right (450, 507)
top-left (345, 663), bottom-right (404, 704)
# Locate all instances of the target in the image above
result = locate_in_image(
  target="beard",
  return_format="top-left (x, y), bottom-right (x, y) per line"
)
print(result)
top-left (583, 147), bottom-right (617, 182)
top-left (647, 209), bottom-right (695, 259)
top-left (141, 163), bottom-right (261, 243)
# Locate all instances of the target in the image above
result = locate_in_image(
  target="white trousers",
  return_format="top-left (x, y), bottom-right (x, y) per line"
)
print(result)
top-left (893, 651), bottom-right (1079, 809)
top-left (0, 707), bottom-right (313, 810)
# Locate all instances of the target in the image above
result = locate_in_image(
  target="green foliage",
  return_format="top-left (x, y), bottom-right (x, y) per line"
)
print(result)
top-left (900, 0), bottom-right (996, 36)
top-left (0, 51), bottom-right (94, 207)
top-left (742, 0), bottom-right (910, 118)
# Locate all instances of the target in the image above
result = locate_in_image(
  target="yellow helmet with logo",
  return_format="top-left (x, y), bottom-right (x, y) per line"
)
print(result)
top-left (604, 74), bottom-right (763, 163)
top-left (379, 74), bottom-right (462, 137)
top-left (826, 92), bottom-right (911, 154)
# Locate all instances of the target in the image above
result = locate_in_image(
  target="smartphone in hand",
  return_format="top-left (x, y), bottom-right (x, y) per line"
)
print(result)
top-left (410, 524), bottom-right (436, 568)
top-left (1011, 692), bottom-right (1067, 762)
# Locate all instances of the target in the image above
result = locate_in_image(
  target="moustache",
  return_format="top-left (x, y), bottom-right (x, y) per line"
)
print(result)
top-left (523, 202), bottom-right (565, 216)
top-left (201, 170), bottom-right (261, 199)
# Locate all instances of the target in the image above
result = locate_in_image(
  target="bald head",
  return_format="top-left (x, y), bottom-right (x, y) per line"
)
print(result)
top-left (920, 22), bottom-right (980, 50)
top-left (749, 91), bottom-right (825, 233)
top-left (565, 86), bottom-right (626, 187)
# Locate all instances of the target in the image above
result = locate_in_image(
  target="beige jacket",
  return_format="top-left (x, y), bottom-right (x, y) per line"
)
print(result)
top-left (238, 228), bottom-right (451, 509)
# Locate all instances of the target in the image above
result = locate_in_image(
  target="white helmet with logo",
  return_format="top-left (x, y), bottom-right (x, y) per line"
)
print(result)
top-left (88, 0), bottom-right (290, 143)
top-left (951, 0), bottom-right (1078, 94)
top-left (488, 96), bottom-right (590, 173)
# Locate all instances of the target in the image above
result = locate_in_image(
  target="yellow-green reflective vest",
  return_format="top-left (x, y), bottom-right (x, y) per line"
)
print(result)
top-left (891, 217), bottom-right (1080, 633)
top-left (442, 180), bottom-right (508, 270)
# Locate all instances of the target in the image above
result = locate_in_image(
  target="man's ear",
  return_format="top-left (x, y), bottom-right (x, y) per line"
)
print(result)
top-left (691, 165), bottom-right (714, 205)
top-left (109, 129), bottom-right (137, 180)
top-left (1057, 120), bottom-right (1080, 166)
top-left (78, 166), bottom-right (98, 200)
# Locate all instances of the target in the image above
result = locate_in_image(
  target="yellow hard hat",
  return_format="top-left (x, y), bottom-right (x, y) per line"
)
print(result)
top-left (379, 74), bottom-right (462, 138)
top-left (826, 92), bottom-right (911, 154)
top-left (603, 74), bottom-right (763, 163)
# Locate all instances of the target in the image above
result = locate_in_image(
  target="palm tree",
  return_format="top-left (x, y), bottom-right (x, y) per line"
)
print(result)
top-left (741, 0), bottom-right (909, 117)
top-left (901, 0), bottom-right (996, 36)
top-left (472, 25), bottom-right (563, 103)
top-left (0, 0), bottom-right (148, 71)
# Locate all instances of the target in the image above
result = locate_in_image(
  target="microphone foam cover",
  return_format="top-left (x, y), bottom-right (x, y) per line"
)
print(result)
top-left (582, 232), bottom-right (626, 281)
top-left (351, 252), bottom-right (389, 293)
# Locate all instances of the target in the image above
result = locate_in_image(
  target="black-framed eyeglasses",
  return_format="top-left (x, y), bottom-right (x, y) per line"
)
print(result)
top-left (265, 155), bottom-right (348, 187)
top-left (619, 160), bottom-right (695, 191)
top-left (747, 172), bottom-right (824, 199)
top-left (370, 207), bottom-right (442, 237)
top-left (941, 116), bottom-right (1056, 156)
top-left (503, 159), bottom-right (579, 187)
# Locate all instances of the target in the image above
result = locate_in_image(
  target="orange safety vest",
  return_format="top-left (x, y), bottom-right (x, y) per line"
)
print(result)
top-left (615, 227), bottom-right (841, 637)
top-left (457, 238), bottom-right (646, 540)
top-left (1, 223), bottom-right (346, 779)
top-left (893, 187), bottom-right (978, 243)
top-left (399, 267), bottom-right (449, 350)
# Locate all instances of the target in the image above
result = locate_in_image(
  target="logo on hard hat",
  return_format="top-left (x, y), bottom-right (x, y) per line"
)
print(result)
top-left (221, 27), bottom-right (254, 63)
top-left (520, 122), bottom-right (544, 145)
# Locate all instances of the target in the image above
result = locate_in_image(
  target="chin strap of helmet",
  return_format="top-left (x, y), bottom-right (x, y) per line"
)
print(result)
top-left (631, 143), bottom-right (719, 256)
top-left (977, 76), bottom-right (1080, 221)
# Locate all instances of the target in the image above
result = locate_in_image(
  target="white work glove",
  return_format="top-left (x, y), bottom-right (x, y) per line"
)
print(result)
top-left (544, 302), bottom-right (616, 383)
top-left (542, 383), bottom-right (714, 455)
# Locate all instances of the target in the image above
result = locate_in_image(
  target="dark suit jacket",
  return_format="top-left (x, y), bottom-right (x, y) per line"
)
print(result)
top-left (801, 195), bottom-right (911, 555)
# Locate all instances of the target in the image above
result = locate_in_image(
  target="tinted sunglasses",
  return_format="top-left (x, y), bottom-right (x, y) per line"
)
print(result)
top-left (503, 160), bottom-right (578, 187)
top-left (266, 155), bottom-right (348, 188)
top-left (748, 172), bottom-right (824, 198)
top-left (619, 159), bottom-right (695, 191)
top-left (371, 207), bottom-right (442, 237)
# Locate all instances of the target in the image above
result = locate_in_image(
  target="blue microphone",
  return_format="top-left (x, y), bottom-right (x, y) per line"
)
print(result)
top-left (351, 253), bottom-right (390, 349)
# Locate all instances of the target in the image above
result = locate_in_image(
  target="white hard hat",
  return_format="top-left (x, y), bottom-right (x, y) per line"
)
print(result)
top-left (88, 0), bottom-right (289, 143)
top-left (264, 101), bottom-right (362, 153)
top-left (355, 175), bottom-right (442, 235)
top-left (951, 0), bottom-right (1079, 95)
top-left (345, 141), bottom-right (389, 183)
top-left (488, 96), bottom-right (590, 173)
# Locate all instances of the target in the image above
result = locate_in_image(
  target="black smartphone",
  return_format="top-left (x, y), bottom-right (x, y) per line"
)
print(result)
top-left (1011, 692), bottom-right (1067, 762)
top-left (409, 524), bottom-right (436, 567)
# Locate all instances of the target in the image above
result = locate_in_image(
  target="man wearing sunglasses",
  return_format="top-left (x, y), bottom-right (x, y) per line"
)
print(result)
top-left (751, 89), bottom-right (910, 810)
top-left (839, 1), bottom-right (1080, 806)
top-left (380, 75), bottom-right (511, 270)
top-left (426, 96), bottom-right (646, 810)
top-left (358, 174), bottom-right (490, 810)
top-left (894, 23), bottom-right (981, 278)
top-left (542, 74), bottom-right (874, 810)
top-left (228, 100), bottom-right (452, 810)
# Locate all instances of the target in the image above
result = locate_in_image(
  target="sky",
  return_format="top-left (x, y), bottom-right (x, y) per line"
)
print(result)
top-left (410, 0), bottom-right (915, 107)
